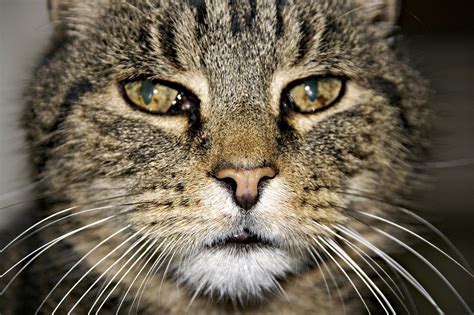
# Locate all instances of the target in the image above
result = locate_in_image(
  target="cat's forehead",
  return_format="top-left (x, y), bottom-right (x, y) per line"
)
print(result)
top-left (70, 0), bottom-right (381, 109)
top-left (149, 0), bottom-right (347, 66)
top-left (86, 0), bottom-right (361, 74)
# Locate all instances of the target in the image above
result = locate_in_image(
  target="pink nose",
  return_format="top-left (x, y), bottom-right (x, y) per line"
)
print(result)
top-left (215, 166), bottom-right (277, 210)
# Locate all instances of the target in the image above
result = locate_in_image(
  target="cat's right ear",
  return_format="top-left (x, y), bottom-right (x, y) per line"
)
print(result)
top-left (351, 0), bottom-right (401, 39)
top-left (48, 0), bottom-right (76, 32)
top-left (352, 0), bottom-right (401, 25)
top-left (47, 0), bottom-right (94, 35)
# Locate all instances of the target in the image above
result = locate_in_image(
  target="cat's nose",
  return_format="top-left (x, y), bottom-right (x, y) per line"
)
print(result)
top-left (215, 166), bottom-right (277, 210)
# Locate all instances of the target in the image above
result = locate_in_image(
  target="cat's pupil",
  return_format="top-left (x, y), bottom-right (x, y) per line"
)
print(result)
top-left (304, 78), bottom-right (319, 102)
top-left (139, 79), bottom-right (156, 105)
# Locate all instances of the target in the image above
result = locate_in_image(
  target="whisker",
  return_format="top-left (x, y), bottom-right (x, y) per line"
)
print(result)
top-left (115, 238), bottom-right (167, 314)
top-left (5, 205), bottom-right (116, 251)
top-left (390, 269), bottom-right (419, 315)
top-left (344, 240), bottom-right (413, 313)
top-left (306, 247), bottom-right (333, 306)
top-left (157, 242), bottom-right (179, 299)
top-left (34, 225), bottom-right (131, 314)
top-left (1, 194), bottom-right (137, 252)
top-left (129, 237), bottom-right (176, 314)
top-left (370, 226), bottom-right (472, 314)
top-left (139, 237), bottom-right (184, 313)
top-left (273, 279), bottom-right (289, 301)
top-left (335, 3), bottom-right (386, 21)
top-left (0, 185), bottom-right (136, 211)
top-left (400, 8), bottom-right (424, 27)
top-left (312, 237), bottom-right (372, 314)
top-left (0, 215), bottom-right (116, 294)
top-left (355, 210), bottom-right (473, 276)
top-left (94, 266), bottom-right (117, 303)
top-left (1, 206), bottom-right (79, 253)
top-left (148, 250), bottom-right (177, 313)
top-left (390, 208), bottom-right (472, 272)
top-left (320, 236), bottom-right (394, 314)
top-left (330, 188), bottom-right (471, 271)
top-left (422, 158), bottom-right (474, 169)
top-left (310, 245), bottom-right (347, 314)
top-left (2, 197), bottom-right (151, 252)
top-left (89, 239), bottom-right (153, 312)
top-left (339, 238), bottom-right (410, 310)
top-left (187, 280), bottom-right (206, 310)
top-left (313, 222), bottom-right (408, 311)
top-left (92, 239), bottom-right (158, 314)
top-left (0, 197), bottom-right (48, 211)
top-left (0, 179), bottom-right (42, 203)
top-left (335, 225), bottom-right (444, 314)
top-left (60, 227), bottom-right (148, 314)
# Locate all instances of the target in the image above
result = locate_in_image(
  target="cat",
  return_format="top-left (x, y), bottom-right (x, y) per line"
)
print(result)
top-left (0, 0), bottom-right (471, 314)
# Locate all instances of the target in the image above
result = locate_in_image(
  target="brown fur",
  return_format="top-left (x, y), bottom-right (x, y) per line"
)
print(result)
top-left (1, 0), bottom-right (432, 314)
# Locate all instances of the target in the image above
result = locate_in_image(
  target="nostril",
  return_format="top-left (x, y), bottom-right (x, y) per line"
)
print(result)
top-left (220, 177), bottom-right (237, 194)
top-left (259, 175), bottom-right (274, 187)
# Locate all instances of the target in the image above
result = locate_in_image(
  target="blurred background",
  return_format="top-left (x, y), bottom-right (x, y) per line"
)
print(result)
top-left (398, 1), bottom-right (474, 313)
top-left (0, 0), bottom-right (473, 313)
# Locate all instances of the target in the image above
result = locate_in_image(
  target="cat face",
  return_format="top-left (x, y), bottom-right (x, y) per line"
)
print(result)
top-left (27, 0), bottom-right (428, 302)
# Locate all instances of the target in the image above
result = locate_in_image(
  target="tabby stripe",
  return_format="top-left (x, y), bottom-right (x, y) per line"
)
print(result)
top-left (369, 77), bottom-right (402, 106)
top-left (44, 79), bottom-right (93, 134)
top-left (157, 9), bottom-right (182, 69)
top-left (296, 13), bottom-right (314, 63)
top-left (246, 0), bottom-right (257, 27)
top-left (319, 21), bottom-right (340, 54)
top-left (229, 0), bottom-right (241, 34)
top-left (138, 26), bottom-right (155, 53)
top-left (275, 0), bottom-right (286, 37)
top-left (369, 76), bottom-right (410, 132)
top-left (188, 0), bottom-right (207, 31)
top-left (36, 79), bottom-right (93, 172)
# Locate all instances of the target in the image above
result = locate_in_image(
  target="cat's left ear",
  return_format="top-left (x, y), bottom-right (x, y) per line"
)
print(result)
top-left (353, 0), bottom-right (401, 25)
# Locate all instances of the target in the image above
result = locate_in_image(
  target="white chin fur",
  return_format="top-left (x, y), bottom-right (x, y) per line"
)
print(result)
top-left (174, 247), bottom-right (301, 301)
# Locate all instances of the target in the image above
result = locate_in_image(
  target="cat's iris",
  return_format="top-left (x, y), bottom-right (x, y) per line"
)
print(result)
top-left (287, 77), bottom-right (343, 113)
top-left (124, 80), bottom-right (179, 114)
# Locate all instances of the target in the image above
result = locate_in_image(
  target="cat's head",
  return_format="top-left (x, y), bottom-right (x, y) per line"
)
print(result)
top-left (27, 0), bottom-right (428, 302)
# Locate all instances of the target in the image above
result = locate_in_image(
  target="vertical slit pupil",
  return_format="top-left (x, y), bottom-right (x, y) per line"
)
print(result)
top-left (140, 80), bottom-right (156, 105)
top-left (304, 78), bottom-right (319, 102)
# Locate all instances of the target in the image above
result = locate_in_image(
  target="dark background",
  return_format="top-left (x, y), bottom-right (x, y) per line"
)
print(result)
top-left (398, 1), bottom-right (474, 313)
top-left (0, 0), bottom-right (473, 313)
top-left (400, 0), bottom-right (474, 33)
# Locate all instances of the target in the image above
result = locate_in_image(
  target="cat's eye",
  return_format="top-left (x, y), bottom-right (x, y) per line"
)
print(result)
top-left (124, 79), bottom-right (195, 115)
top-left (284, 77), bottom-right (344, 113)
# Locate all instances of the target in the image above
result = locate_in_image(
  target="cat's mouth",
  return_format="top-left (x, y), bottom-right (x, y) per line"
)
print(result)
top-left (208, 229), bottom-right (274, 248)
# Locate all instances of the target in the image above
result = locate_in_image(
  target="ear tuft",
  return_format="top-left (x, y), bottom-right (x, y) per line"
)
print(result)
top-left (48, 0), bottom-right (76, 23)
top-left (352, 0), bottom-right (401, 25)
top-left (47, 0), bottom-right (86, 34)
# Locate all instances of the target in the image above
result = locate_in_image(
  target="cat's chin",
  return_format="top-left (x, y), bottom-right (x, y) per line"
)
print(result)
top-left (173, 245), bottom-right (302, 302)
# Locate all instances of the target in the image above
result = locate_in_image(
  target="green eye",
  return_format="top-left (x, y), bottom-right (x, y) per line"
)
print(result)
top-left (287, 77), bottom-right (343, 113)
top-left (124, 79), bottom-right (180, 113)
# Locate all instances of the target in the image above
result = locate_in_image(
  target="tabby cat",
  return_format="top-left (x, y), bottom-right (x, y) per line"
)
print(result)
top-left (0, 0), bottom-right (471, 314)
